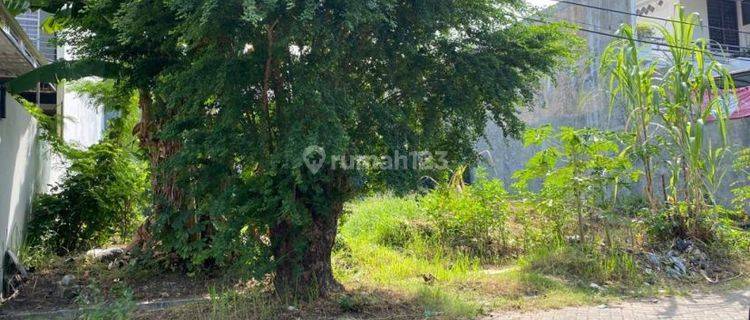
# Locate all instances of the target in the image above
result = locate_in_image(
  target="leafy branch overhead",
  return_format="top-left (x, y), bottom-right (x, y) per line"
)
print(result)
top-left (6, 60), bottom-right (122, 94)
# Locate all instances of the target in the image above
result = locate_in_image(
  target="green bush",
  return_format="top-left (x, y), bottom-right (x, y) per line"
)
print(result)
top-left (421, 170), bottom-right (511, 257)
top-left (26, 80), bottom-right (147, 255)
top-left (27, 142), bottom-right (148, 255)
top-left (513, 126), bottom-right (638, 245)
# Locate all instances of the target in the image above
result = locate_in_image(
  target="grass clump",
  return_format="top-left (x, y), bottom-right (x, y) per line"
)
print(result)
top-left (522, 244), bottom-right (641, 287)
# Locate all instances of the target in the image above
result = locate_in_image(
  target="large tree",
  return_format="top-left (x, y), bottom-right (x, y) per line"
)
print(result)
top-left (155, 0), bottom-right (576, 296)
top-left (11, 0), bottom-right (576, 297)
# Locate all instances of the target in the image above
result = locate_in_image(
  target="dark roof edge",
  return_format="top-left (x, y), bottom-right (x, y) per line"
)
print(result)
top-left (0, 2), bottom-right (48, 70)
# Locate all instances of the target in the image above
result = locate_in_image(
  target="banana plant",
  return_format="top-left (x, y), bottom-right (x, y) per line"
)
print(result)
top-left (5, 59), bottom-right (122, 94)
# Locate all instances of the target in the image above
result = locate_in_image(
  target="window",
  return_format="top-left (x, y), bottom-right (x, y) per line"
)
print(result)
top-left (744, 1), bottom-right (750, 26)
top-left (0, 83), bottom-right (6, 120)
top-left (707, 0), bottom-right (740, 47)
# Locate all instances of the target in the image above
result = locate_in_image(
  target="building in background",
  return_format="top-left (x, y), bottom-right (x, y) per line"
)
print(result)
top-left (480, 0), bottom-right (749, 202)
top-left (15, 9), bottom-right (107, 150)
top-left (0, 3), bottom-right (53, 297)
top-left (16, 10), bottom-right (56, 62)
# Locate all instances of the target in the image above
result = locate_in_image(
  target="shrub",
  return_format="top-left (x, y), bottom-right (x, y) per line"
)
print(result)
top-left (27, 142), bottom-right (148, 255)
top-left (421, 169), bottom-right (511, 257)
top-left (703, 206), bottom-right (750, 259)
top-left (513, 126), bottom-right (638, 245)
top-left (26, 80), bottom-right (147, 255)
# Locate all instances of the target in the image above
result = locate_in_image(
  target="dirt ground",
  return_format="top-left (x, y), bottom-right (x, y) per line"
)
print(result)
top-left (0, 250), bottom-right (426, 319)
top-left (0, 250), bottom-right (239, 314)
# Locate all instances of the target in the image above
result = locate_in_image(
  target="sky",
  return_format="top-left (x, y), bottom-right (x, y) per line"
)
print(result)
top-left (525, 0), bottom-right (556, 8)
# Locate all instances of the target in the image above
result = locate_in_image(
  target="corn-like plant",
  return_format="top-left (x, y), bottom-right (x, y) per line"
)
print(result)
top-left (602, 6), bottom-right (734, 238)
top-left (601, 23), bottom-right (661, 212)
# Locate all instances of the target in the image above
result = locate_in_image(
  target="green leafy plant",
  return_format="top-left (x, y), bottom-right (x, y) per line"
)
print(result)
top-left (2, 0), bottom-right (29, 16)
top-left (603, 6), bottom-right (735, 239)
top-left (513, 126), bottom-right (638, 245)
top-left (421, 168), bottom-right (512, 258)
top-left (25, 0), bottom-right (574, 298)
top-left (20, 0), bottom-right (578, 298)
top-left (732, 148), bottom-right (750, 211)
top-left (28, 142), bottom-right (148, 254)
top-left (27, 80), bottom-right (147, 255)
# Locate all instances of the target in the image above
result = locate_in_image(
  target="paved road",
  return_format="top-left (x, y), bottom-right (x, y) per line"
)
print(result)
top-left (486, 290), bottom-right (750, 320)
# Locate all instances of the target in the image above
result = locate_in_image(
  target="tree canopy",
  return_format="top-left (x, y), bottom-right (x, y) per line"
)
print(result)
top-left (13, 0), bottom-right (578, 297)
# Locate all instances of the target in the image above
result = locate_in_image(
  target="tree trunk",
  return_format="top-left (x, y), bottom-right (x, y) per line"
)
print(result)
top-left (270, 199), bottom-right (344, 298)
top-left (128, 90), bottom-right (183, 252)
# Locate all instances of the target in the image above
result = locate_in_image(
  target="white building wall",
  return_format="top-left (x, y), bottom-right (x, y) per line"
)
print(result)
top-left (62, 86), bottom-right (106, 148)
top-left (637, 0), bottom-right (750, 72)
top-left (638, 0), bottom-right (709, 38)
top-left (43, 84), bottom-right (108, 187)
top-left (60, 47), bottom-right (107, 150)
top-left (0, 95), bottom-right (52, 288)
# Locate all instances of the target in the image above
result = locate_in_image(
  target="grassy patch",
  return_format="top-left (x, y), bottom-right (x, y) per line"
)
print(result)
top-left (330, 195), bottom-right (635, 318)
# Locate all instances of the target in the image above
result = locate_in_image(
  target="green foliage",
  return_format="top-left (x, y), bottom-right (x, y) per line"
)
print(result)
top-left (2, 0), bottom-right (30, 15)
top-left (339, 195), bottom-right (422, 249)
top-left (703, 206), bottom-right (750, 259)
top-left (522, 244), bottom-right (641, 286)
top-left (27, 80), bottom-right (147, 255)
top-left (513, 126), bottom-right (638, 243)
top-left (336, 194), bottom-right (615, 316)
top-left (28, 142), bottom-right (148, 254)
top-left (67, 80), bottom-right (141, 148)
top-left (21, 0), bottom-right (576, 293)
top-left (17, 97), bottom-right (66, 152)
top-left (33, 0), bottom-right (578, 296)
top-left (602, 6), bottom-right (735, 237)
top-left (421, 169), bottom-right (512, 257)
top-left (732, 148), bottom-right (750, 211)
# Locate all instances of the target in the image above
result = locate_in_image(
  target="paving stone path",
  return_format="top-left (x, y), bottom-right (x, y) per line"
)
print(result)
top-left (486, 290), bottom-right (750, 320)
